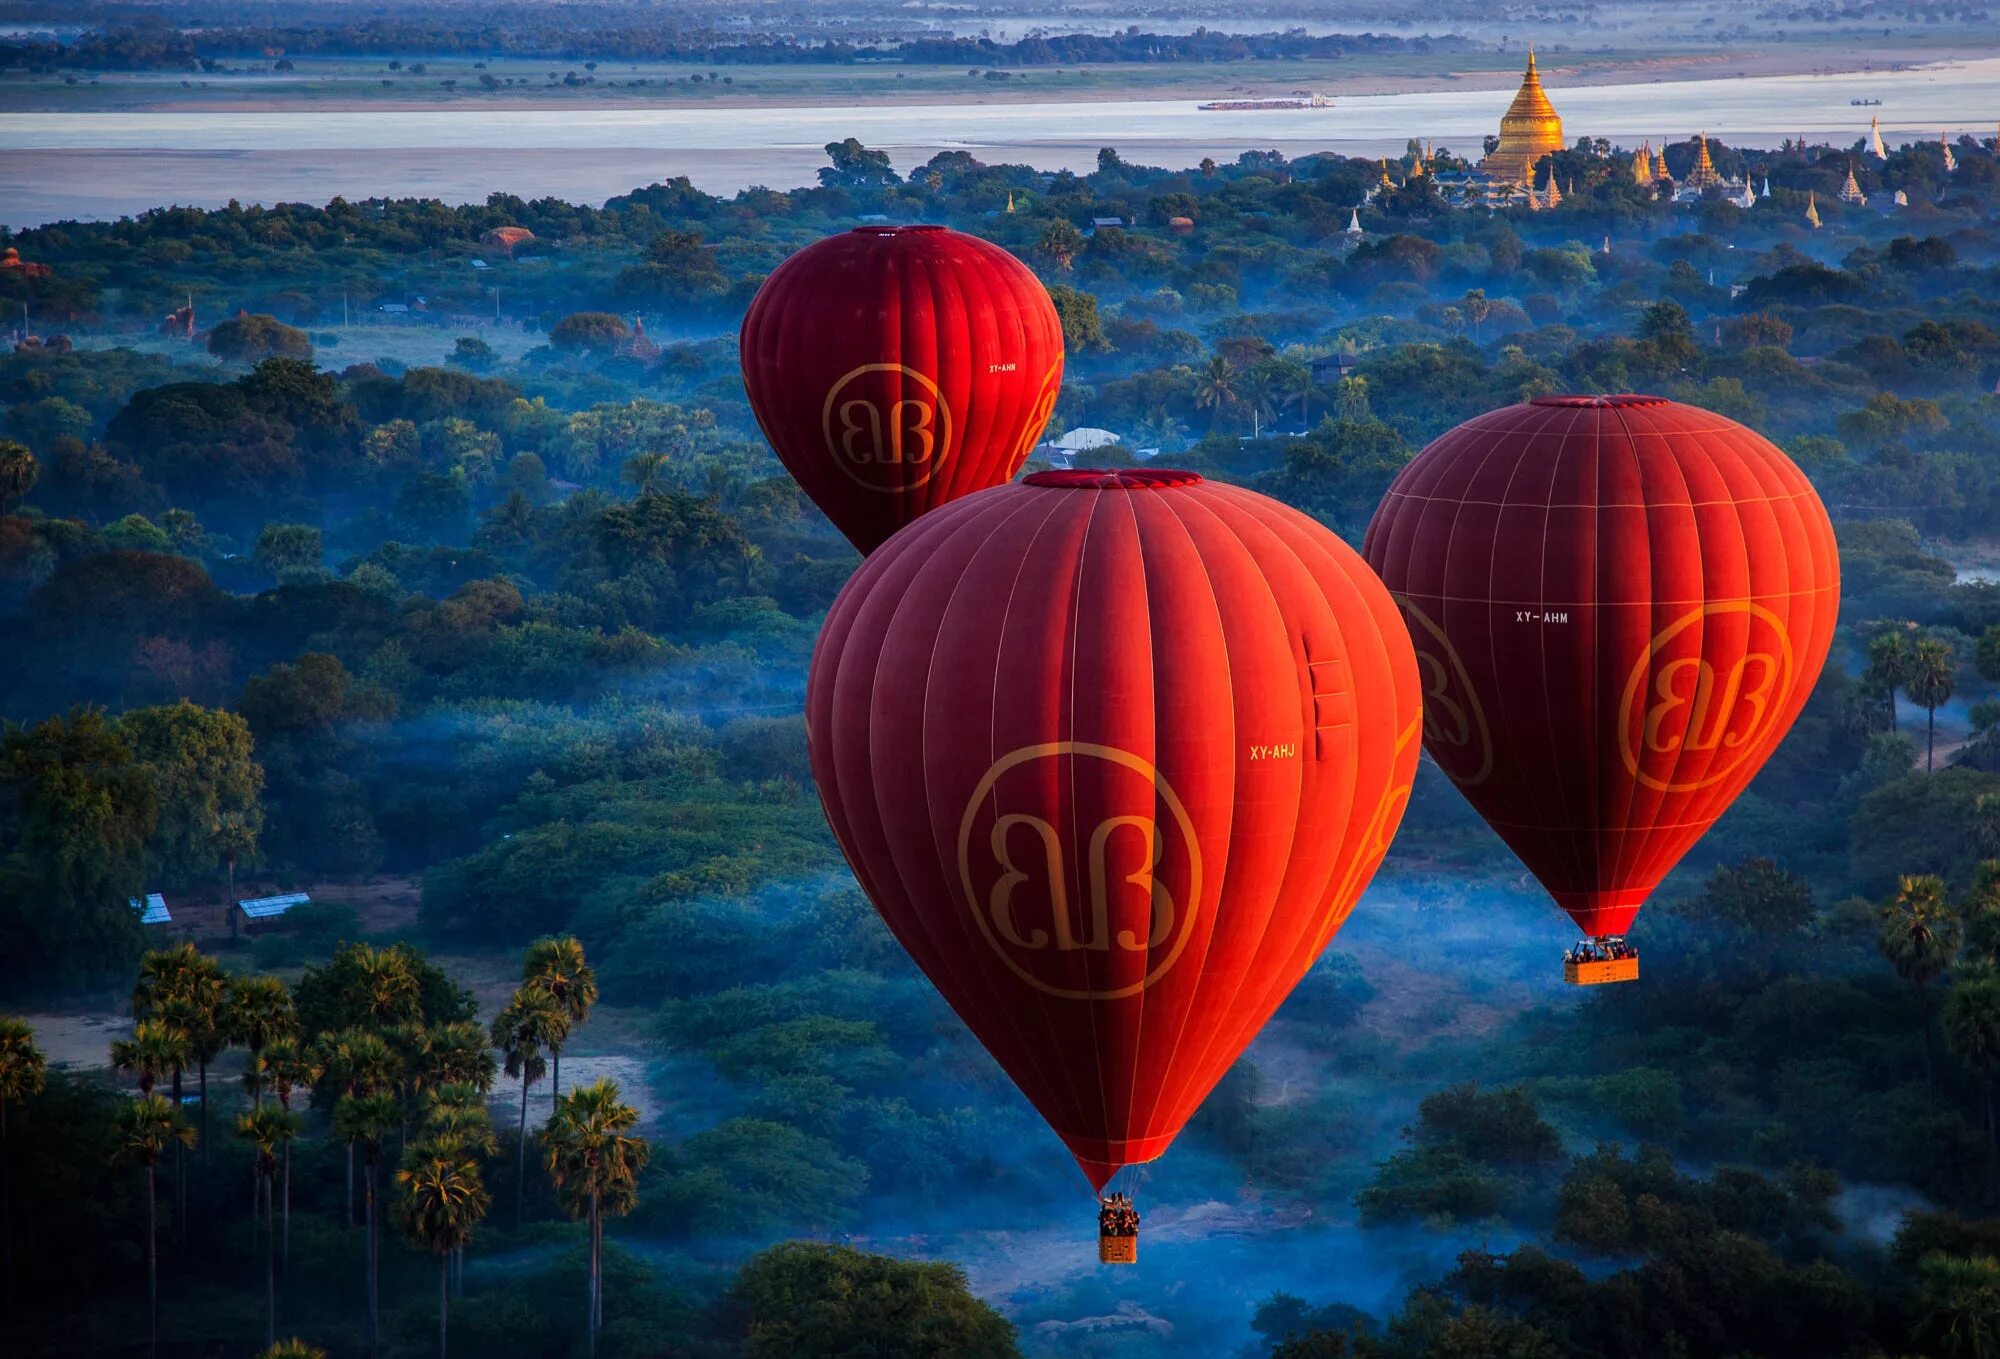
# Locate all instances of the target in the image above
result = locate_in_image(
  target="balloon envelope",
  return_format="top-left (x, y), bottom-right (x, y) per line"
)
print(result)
top-left (808, 468), bottom-right (1421, 1188)
top-left (740, 224), bottom-right (1064, 554)
top-left (1362, 395), bottom-right (1839, 936)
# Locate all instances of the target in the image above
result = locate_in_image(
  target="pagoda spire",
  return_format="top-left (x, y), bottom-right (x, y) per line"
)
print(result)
top-left (1869, 116), bottom-right (1887, 159)
top-left (1346, 207), bottom-right (1363, 236)
top-left (1942, 133), bottom-right (1957, 173)
top-left (1805, 191), bottom-right (1822, 228)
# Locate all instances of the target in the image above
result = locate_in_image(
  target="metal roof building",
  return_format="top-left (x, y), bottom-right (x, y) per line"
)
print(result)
top-left (129, 893), bottom-right (171, 925)
top-left (237, 892), bottom-right (309, 923)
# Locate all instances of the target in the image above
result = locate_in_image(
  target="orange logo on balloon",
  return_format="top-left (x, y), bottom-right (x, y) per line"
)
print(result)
top-left (1618, 601), bottom-right (1795, 793)
top-left (821, 363), bottom-right (955, 492)
top-left (1011, 357), bottom-right (1064, 459)
top-left (1311, 715), bottom-right (1420, 955)
top-left (956, 742), bottom-right (1202, 1001)
top-left (1397, 597), bottom-right (1494, 786)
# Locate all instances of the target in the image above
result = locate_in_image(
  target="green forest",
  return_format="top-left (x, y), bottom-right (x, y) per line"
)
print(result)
top-left (8, 121), bottom-right (2000, 1357)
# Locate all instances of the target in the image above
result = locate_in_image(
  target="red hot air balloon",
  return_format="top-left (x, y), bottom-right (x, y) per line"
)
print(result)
top-left (1362, 396), bottom-right (1839, 980)
top-left (807, 468), bottom-right (1422, 1198)
top-left (740, 225), bottom-right (1064, 554)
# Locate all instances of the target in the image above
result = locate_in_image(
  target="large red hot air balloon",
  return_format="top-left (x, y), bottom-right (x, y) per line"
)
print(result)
top-left (1362, 396), bottom-right (1839, 978)
top-left (808, 468), bottom-right (1422, 1195)
top-left (740, 224), bottom-right (1064, 554)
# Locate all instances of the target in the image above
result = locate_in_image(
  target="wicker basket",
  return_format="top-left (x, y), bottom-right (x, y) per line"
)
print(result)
top-left (1563, 955), bottom-right (1639, 986)
top-left (1098, 1233), bottom-right (1138, 1265)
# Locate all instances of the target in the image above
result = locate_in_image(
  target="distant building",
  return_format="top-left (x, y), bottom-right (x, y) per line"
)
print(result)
top-left (480, 225), bottom-right (536, 255)
top-left (130, 893), bottom-right (171, 926)
top-left (1311, 353), bottom-right (1361, 385)
top-left (1040, 426), bottom-right (1125, 467)
top-left (0, 247), bottom-right (50, 278)
top-left (237, 892), bottom-right (309, 930)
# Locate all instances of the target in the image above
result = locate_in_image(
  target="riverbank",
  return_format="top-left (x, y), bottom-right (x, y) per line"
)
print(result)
top-left (0, 36), bottom-right (1978, 114)
top-left (6, 52), bottom-right (1996, 229)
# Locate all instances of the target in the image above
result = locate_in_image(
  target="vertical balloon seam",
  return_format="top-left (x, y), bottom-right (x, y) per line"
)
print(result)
top-left (1592, 400), bottom-right (1659, 916)
top-left (1583, 404), bottom-right (1608, 913)
top-left (1537, 405), bottom-right (1594, 902)
top-left (1121, 486), bottom-right (1267, 1150)
top-left (1208, 488), bottom-right (1395, 1088)
top-left (1108, 486), bottom-right (1165, 1163)
top-left (923, 489), bottom-right (1097, 1147)
top-left (1200, 488), bottom-right (1372, 1061)
top-left (1621, 400), bottom-right (1711, 909)
top-left (1477, 407), bottom-right (1565, 900)
top-left (1028, 489), bottom-right (1123, 1158)
top-left (1066, 486), bottom-right (1118, 1162)
top-left (1596, 399), bottom-right (1666, 915)
top-left (1656, 421), bottom-right (1779, 888)
top-left (1660, 410), bottom-right (1768, 890)
top-left (932, 242), bottom-right (976, 521)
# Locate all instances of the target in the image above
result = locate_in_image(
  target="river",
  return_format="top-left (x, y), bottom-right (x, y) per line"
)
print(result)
top-left (3, 55), bottom-right (1997, 226)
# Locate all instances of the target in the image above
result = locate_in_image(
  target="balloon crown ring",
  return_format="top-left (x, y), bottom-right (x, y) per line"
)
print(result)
top-left (1025, 468), bottom-right (1204, 490)
top-left (1530, 393), bottom-right (1669, 408)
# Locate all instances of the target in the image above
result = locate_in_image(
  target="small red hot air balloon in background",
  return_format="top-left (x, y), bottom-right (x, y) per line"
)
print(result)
top-left (740, 224), bottom-right (1064, 554)
top-left (1362, 395), bottom-right (1840, 985)
top-left (808, 468), bottom-right (1422, 1252)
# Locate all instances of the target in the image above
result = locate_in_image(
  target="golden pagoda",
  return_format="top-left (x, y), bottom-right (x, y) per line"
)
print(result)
top-left (1684, 133), bottom-right (1721, 190)
top-left (1480, 49), bottom-right (1565, 184)
top-left (1632, 142), bottom-right (1656, 185)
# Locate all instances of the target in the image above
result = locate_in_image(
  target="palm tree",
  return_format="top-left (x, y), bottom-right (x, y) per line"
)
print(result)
top-left (258, 1037), bottom-right (321, 1281)
top-left (236, 1106), bottom-right (300, 1348)
top-left (216, 812), bottom-right (258, 938)
top-left (334, 1091), bottom-right (399, 1359)
top-left (1462, 288), bottom-right (1494, 341)
top-left (621, 450), bottom-right (670, 497)
top-left (1917, 1252), bottom-right (2000, 1359)
top-left (342, 944), bottom-right (422, 1028)
top-left (1946, 976), bottom-right (2000, 1154)
top-left (225, 976), bottom-right (297, 1108)
top-left (259, 1342), bottom-right (326, 1359)
top-left (1866, 628), bottom-right (1915, 732)
top-left (541, 1079), bottom-right (650, 1356)
top-left (1239, 364), bottom-right (1279, 439)
top-left (1881, 874), bottom-right (1965, 1091)
top-left (136, 944), bottom-right (229, 1190)
top-left (491, 988), bottom-right (564, 1228)
top-left (522, 936), bottom-right (597, 1103)
top-left (384, 1022), bottom-right (434, 1147)
top-left (1192, 355), bottom-right (1239, 430)
top-left (112, 1019), bottom-right (190, 1099)
top-left (113, 1094), bottom-right (197, 1359)
top-left (0, 1017), bottom-right (46, 1307)
top-left (1132, 406), bottom-right (1189, 455)
top-left (420, 1083), bottom-right (498, 1294)
top-left (425, 1020), bottom-right (497, 1095)
top-left (397, 1150), bottom-right (491, 1359)
top-left (1275, 359), bottom-right (1318, 426)
top-left (1910, 635), bottom-right (1958, 771)
top-left (323, 1029), bottom-right (400, 1228)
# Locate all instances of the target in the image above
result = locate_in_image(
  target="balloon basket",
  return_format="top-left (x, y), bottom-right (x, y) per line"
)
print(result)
top-left (1098, 1233), bottom-right (1138, 1265)
top-left (1564, 955), bottom-right (1639, 986)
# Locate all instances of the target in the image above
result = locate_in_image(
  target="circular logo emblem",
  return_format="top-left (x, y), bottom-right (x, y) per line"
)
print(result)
top-left (1398, 597), bottom-right (1494, 787)
top-left (820, 362), bottom-right (954, 492)
top-left (1617, 601), bottom-right (1796, 793)
top-left (956, 742), bottom-right (1202, 1001)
